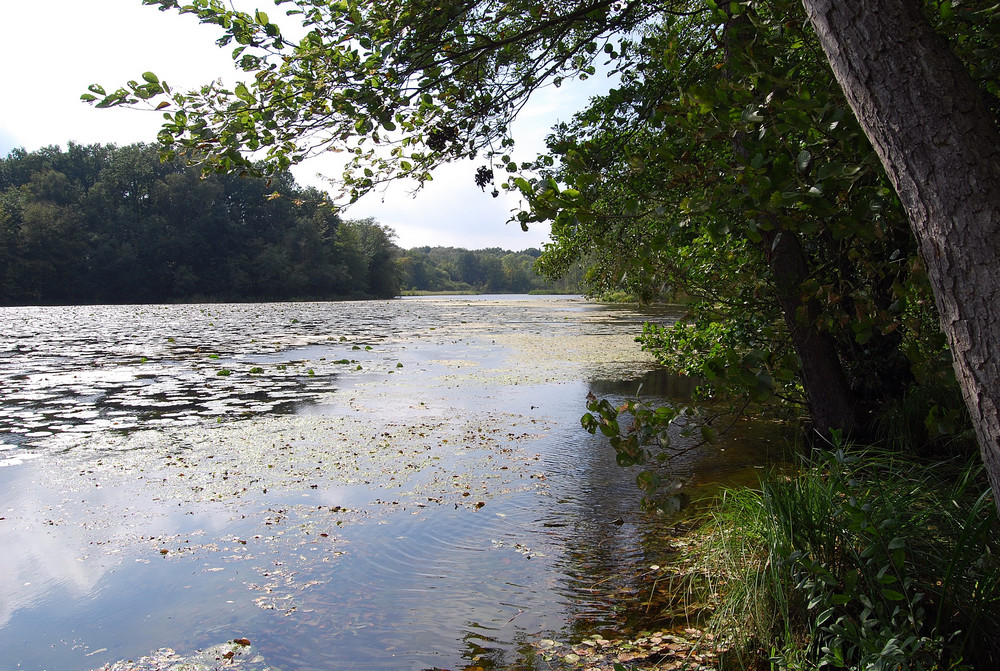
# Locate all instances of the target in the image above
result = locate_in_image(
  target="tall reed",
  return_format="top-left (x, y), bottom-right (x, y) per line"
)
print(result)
top-left (703, 446), bottom-right (1000, 670)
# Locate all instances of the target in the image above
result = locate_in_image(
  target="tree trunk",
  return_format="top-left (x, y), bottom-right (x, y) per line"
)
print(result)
top-left (723, 10), bottom-right (860, 437)
top-left (802, 0), bottom-right (1000, 508)
top-left (762, 228), bottom-right (859, 437)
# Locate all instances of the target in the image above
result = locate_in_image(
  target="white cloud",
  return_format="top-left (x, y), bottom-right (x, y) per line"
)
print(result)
top-left (1, 0), bottom-right (233, 152)
top-left (309, 157), bottom-right (551, 250)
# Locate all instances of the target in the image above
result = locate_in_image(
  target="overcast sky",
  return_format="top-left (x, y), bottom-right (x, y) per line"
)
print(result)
top-left (2, 0), bottom-right (609, 250)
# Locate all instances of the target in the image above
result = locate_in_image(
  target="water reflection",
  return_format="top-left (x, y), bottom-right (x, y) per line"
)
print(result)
top-left (0, 461), bottom-right (245, 630)
top-left (0, 298), bottom-right (777, 671)
top-left (589, 366), bottom-right (700, 400)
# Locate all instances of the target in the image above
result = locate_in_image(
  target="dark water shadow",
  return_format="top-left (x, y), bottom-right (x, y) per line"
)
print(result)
top-left (589, 366), bottom-right (701, 401)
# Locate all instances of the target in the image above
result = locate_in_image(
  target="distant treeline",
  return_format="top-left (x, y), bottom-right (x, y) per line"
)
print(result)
top-left (397, 246), bottom-right (582, 294)
top-left (0, 143), bottom-right (579, 306)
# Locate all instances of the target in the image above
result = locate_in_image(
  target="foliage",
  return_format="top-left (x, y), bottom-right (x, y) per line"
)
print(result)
top-left (530, 1), bottom-right (947, 431)
top-left (339, 216), bottom-right (402, 298)
top-left (0, 143), bottom-right (399, 304)
top-left (529, 0), bottom-right (999, 447)
top-left (875, 382), bottom-right (978, 460)
top-left (86, 0), bottom-right (673, 201)
top-left (581, 390), bottom-right (739, 512)
top-left (703, 447), bottom-right (1000, 670)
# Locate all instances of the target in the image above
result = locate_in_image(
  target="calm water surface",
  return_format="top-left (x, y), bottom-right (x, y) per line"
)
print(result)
top-left (0, 297), bottom-right (780, 670)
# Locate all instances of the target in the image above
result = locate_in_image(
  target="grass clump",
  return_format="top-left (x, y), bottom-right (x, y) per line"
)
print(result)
top-left (701, 443), bottom-right (1000, 670)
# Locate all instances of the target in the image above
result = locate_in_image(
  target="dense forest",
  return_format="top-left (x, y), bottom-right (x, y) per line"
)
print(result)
top-left (0, 143), bottom-right (578, 305)
top-left (0, 143), bottom-right (397, 303)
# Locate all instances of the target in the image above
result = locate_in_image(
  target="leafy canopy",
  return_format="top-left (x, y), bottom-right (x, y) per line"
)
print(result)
top-left (87, 0), bottom-right (690, 207)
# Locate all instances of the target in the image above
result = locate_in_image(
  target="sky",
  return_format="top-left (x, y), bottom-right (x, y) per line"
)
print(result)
top-left (2, 0), bottom-right (610, 251)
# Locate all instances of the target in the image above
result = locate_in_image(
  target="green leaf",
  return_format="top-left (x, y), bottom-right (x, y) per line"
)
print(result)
top-left (598, 420), bottom-right (619, 438)
top-left (815, 606), bottom-right (836, 625)
top-left (235, 82), bottom-right (253, 102)
top-left (142, 72), bottom-right (160, 84)
top-left (881, 588), bottom-right (906, 601)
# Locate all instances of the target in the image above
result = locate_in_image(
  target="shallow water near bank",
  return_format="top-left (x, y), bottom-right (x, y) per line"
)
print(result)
top-left (0, 297), bottom-right (782, 670)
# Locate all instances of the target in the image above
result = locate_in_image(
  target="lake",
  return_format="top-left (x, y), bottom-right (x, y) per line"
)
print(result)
top-left (0, 296), bottom-right (780, 670)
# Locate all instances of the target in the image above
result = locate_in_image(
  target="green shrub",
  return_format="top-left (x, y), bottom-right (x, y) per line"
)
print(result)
top-left (705, 446), bottom-right (1000, 670)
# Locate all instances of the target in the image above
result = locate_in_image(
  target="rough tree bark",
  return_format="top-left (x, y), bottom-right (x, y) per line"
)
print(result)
top-left (802, 0), bottom-right (1000, 508)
